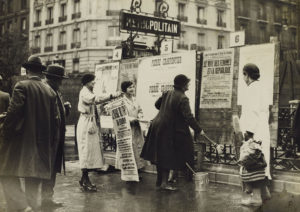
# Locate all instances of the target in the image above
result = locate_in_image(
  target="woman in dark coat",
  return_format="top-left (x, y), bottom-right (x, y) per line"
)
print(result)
top-left (141, 74), bottom-right (204, 191)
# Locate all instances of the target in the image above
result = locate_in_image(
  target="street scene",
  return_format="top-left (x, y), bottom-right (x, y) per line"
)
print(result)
top-left (1, 0), bottom-right (300, 211)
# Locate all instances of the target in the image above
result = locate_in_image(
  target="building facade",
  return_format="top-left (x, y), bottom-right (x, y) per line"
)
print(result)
top-left (235, 0), bottom-right (299, 59)
top-left (29, 0), bottom-right (234, 74)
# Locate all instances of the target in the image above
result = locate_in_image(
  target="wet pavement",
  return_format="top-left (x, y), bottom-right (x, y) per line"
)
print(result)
top-left (1, 161), bottom-right (300, 212)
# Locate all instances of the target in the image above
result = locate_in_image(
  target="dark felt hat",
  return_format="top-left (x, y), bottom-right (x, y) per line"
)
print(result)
top-left (174, 74), bottom-right (190, 88)
top-left (81, 73), bottom-right (95, 85)
top-left (44, 64), bottom-right (68, 79)
top-left (22, 56), bottom-right (46, 72)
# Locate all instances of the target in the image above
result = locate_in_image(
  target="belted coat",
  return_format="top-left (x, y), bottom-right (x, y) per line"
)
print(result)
top-left (141, 88), bottom-right (202, 170)
top-left (0, 77), bottom-right (58, 180)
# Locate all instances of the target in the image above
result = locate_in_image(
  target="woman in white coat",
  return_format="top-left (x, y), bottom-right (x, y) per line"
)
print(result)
top-left (239, 63), bottom-right (271, 206)
top-left (76, 74), bottom-right (114, 191)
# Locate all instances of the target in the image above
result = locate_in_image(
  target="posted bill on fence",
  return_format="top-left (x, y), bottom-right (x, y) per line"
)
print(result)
top-left (108, 98), bottom-right (139, 181)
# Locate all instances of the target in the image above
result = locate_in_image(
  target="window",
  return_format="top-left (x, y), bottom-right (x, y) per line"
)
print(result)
top-left (259, 27), bottom-right (266, 42)
top-left (21, 18), bottom-right (26, 31)
top-left (217, 10), bottom-right (224, 25)
top-left (178, 3), bottom-right (185, 16)
top-left (35, 9), bottom-right (41, 22)
top-left (274, 6), bottom-right (281, 23)
top-left (0, 24), bottom-right (4, 36)
top-left (73, 28), bottom-right (80, 43)
top-left (34, 35), bottom-right (41, 47)
top-left (59, 31), bottom-right (66, 45)
top-left (21, 0), bottom-right (27, 10)
top-left (74, 0), bottom-right (80, 13)
top-left (197, 7), bottom-right (205, 20)
top-left (108, 26), bottom-right (120, 38)
top-left (47, 7), bottom-right (53, 20)
top-left (73, 60), bottom-right (79, 72)
top-left (197, 33), bottom-right (205, 47)
top-left (7, 21), bottom-right (13, 32)
top-left (7, 1), bottom-right (13, 13)
top-left (60, 3), bottom-right (66, 17)
top-left (0, 2), bottom-right (5, 15)
top-left (217, 35), bottom-right (224, 49)
top-left (180, 31), bottom-right (185, 42)
top-left (46, 33), bottom-right (53, 47)
top-left (258, 3), bottom-right (266, 20)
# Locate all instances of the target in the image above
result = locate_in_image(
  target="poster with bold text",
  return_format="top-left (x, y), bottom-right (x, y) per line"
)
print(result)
top-left (200, 49), bottom-right (234, 108)
top-left (108, 98), bottom-right (139, 182)
top-left (136, 51), bottom-right (196, 121)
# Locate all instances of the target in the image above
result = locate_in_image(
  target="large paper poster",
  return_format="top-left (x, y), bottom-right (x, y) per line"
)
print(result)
top-left (200, 49), bottom-right (234, 108)
top-left (237, 43), bottom-right (275, 105)
top-left (94, 62), bottom-right (119, 96)
top-left (117, 59), bottom-right (139, 92)
top-left (136, 52), bottom-right (196, 120)
top-left (108, 98), bottom-right (139, 181)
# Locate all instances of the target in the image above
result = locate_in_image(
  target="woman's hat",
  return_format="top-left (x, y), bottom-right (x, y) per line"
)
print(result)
top-left (44, 64), bottom-right (68, 79)
top-left (81, 73), bottom-right (95, 85)
top-left (22, 56), bottom-right (46, 72)
top-left (174, 74), bottom-right (190, 88)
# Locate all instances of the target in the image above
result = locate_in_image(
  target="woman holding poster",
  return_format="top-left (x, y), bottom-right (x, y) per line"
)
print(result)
top-left (239, 64), bottom-right (271, 206)
top-left (76, 74), bottom-right (115, 191)
top-left (115, 81), bottom-right (147, 175)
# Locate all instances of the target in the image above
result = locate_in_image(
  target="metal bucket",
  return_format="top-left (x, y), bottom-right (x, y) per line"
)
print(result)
top-left (194, 172), bottom-right (209, 192)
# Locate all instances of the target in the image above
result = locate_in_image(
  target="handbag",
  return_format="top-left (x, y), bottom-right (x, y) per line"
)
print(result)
top-left (238, 138), bottom-right (267, 172)
top-left (87, 116), bottom-right (97, 134)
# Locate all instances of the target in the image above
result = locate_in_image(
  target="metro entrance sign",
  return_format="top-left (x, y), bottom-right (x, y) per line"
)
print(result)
top-left (120, 10), bottom-right (180, 37)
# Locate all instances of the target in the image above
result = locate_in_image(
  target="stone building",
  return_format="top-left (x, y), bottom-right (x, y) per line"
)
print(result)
top-left (234, 0), bottom-right (299, 58)
top-left (29, 0), bottom-right (234, 74)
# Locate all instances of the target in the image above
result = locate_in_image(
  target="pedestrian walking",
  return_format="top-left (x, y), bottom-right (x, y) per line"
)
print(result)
top-left (42, 64), bottom-right (71, 208)
top-left (0, 56), bottom-right (58, 212)
top-left (141, 74), bottom-right (205, 191)
top-left (115, 81), bottom-right (147, 179)
top-left (76, 73), bottom-right (117, 191)
top-left (239, 63), bottom-right (271, 206)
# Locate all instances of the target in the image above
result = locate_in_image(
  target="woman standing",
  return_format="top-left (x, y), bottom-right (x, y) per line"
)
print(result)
top-left (115, 81), bottom-right (147, 174)
top-left (76, 73), bottom-right (113, 191)
top-left (239, 63), bottom-right (271, 206)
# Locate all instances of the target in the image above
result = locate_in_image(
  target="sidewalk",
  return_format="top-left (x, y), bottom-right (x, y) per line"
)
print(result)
top-left (1, 160), bottom-right (300, 212)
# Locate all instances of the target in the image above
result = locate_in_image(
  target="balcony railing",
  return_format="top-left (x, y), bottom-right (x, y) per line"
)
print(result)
top-left (44, 46), bottom-right (53, 52)
top-left (106, 40), bottom-right (122, 46)
top-left (31, 47), bottom-right (41, 54)
top-left (72, 12), bottom-right (81, 20)
top-left (45, 19), bottom-right (53, 25)
top-left (177, 43), bottom-right (189, 50)
top-left (59, 16), bottom-right (67, 22)
top-left (177, 15), bottom-right (188, 22)
top-left (71, 42), bottom-right (81, 49)
top-left (106, 10), bottom-right (120, 16)
top-left (257, 13), bottom-right (267, 21)
top-left (197, 18), bottom-right (207, 25)
top-left (217, 21), bottom-right (226, 27)
top-left (57, 44), bottom-right (67, 51)
top-left (33, 21), bottom-right (41, 27)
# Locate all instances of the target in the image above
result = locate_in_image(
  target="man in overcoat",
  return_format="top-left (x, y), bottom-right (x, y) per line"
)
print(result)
top-left (42, 64), bottom-right (70, 208)
top-left (0, 56), bottom-right (58, 212)
top-left (141, 74), bottom-right (204, 191)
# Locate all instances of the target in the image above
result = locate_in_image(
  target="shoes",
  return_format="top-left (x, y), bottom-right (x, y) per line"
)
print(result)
top-left (42, 199), bottom-right (63, 208)
top-left (160, 185), bottom-right (178, 191)
top-left (241, 194), bottom-right (262, 207)
top-left (79, 180), bottom-right (97, 192)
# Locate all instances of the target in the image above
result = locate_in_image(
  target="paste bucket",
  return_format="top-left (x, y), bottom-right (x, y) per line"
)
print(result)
top-left (194, 172), bottom-right (209, 191)
top-left (186, 162), bottom-right (209, 192)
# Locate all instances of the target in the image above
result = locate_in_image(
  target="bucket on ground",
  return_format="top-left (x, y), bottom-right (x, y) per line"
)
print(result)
top-left (194, 172), bottom-right (209, 192)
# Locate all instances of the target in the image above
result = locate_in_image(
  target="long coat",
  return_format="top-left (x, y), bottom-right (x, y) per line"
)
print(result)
top-left (141, 88), bottom-right (202, 170)
top-left (0, 77), bottom-right (58, 180)
top-left (76, 86), bottom-right (104, 169)
top-left (239, 81), bottom-right (271, 180)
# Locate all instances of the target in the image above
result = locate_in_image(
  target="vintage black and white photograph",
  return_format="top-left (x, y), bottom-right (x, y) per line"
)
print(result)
top-left (0, 0), bottom-right (300, 211)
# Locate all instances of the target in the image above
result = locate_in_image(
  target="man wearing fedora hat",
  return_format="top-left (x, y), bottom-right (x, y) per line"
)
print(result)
top-left (0, 55), bottom-right (59, 212)
top-left (42, 64), bottom-right (71, 208)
